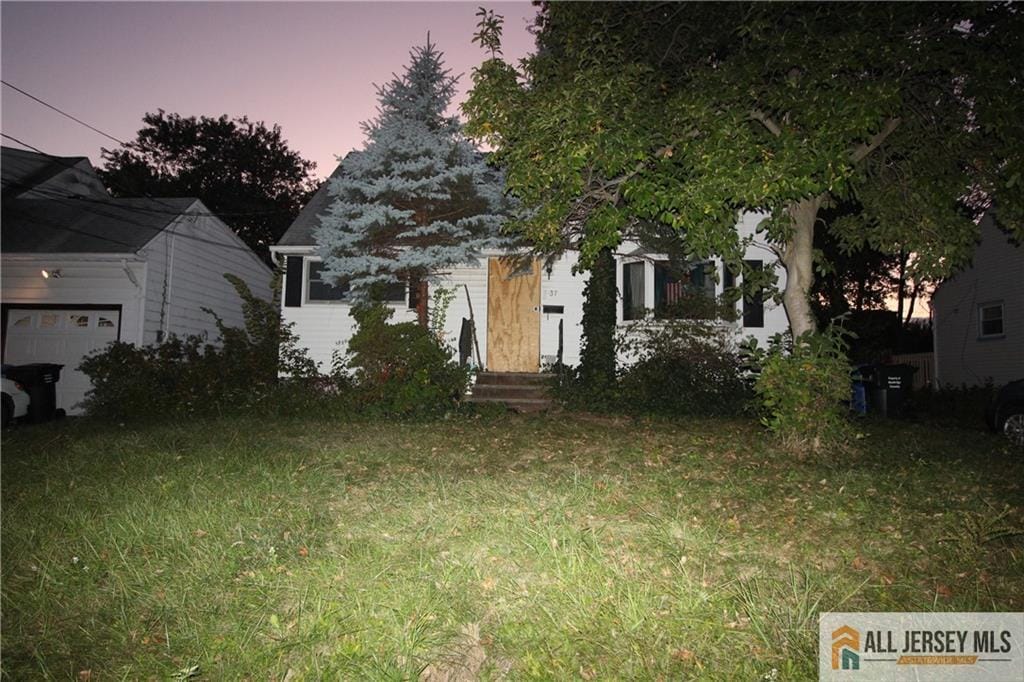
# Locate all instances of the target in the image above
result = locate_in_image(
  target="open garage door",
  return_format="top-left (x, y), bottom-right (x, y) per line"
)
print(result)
top-left (3, 307), bottom-right (120, 415)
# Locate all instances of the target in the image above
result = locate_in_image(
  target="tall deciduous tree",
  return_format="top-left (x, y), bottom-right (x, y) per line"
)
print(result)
top-left (100, 111), bottom-right (318, 260)
top-left (465, 3), bottom-right (1023, 338)
top-left (314, 39), bottom-right (507, 317)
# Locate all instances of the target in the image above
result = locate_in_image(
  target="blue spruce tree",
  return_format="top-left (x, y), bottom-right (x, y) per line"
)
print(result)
top-left (314, 38), bottom-right (507, 324)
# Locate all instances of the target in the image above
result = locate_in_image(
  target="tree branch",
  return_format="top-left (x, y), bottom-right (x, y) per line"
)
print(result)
top-left (749, 109), bottom-right (783, 137)
top-left (850, 117), bottom-right (901, 164)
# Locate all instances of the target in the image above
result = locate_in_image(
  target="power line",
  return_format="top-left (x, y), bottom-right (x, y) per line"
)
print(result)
top-left (1, 133), bottom-right (304, 219)
top-left (1, 132), bottom-right (206, 218)
top-left (1, 80), bottom-right (127, 146)
top-left (4, 190), bottom-right (278, 256)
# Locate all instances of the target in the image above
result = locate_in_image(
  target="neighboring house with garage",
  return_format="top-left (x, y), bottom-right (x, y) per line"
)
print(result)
top-left (931, 211), bottom-right (1023, 387)
top-left (270, 159), bottom-right (789, 375)
top-left (1, 146), bottom-right (273, 414)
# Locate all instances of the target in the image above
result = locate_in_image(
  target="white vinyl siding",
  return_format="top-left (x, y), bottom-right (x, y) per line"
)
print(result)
top-left (140, 209), bottom-right (272, 345)
top-left (932, 212), bottom-right (1024, 387)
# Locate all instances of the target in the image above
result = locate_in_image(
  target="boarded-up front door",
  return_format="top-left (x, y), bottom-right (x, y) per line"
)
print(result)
top-left (487, 257), bottom-right (540, 372)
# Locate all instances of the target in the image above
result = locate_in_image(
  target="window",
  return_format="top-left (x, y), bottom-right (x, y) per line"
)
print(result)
top-left (12, 315), bottom-right (31, 327)
top-left (382, 281), bottom-right (407, 304)
top-left (407, 277), bottom-right (422, 311)
top-left (69, 314), bottom-right (89, 328)
top-left (306, 261), bottom-right (349, 302)
top-left (653, 261), bottom-right (716, 320)
top-left (97, 316), bottom-right (115, 328)
top-left (622, 262), bottom-right (645, 321)
top-left (40, 313), bottom-right (59, 328)
top-left (979, 302), bottom-right (1004, 338)
top-left (742, 260), bottom-right (765, 328)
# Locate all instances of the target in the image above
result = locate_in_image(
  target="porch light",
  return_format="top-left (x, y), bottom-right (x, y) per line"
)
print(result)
top-left (41, 269), bottom-right (63, 279)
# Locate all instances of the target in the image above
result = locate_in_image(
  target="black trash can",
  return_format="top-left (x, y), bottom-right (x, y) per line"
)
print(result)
top-left (868, 364), bottom-right (916, 417)
top-left (3, 363), bottom-right (64, 423)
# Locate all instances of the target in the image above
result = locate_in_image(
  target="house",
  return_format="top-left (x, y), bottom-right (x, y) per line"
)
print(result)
top-left (271, 160), bottom-right (789, 376)
top-left (931, 211), bottom-right (1023, 387)
top-left (1, 146), bottom-right (274, 413)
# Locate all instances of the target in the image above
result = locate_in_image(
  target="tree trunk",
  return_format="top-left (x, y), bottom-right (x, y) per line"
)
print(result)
top-left (895, 250), bottom-right (907, 353)
top-left (417, 280), bottom-right (429, 328)
top-left (780, 196), bottom-right (822, 338)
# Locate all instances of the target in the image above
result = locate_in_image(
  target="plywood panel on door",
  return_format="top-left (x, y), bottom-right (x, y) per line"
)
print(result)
top-left (486, 257), bottom-right (540, 372)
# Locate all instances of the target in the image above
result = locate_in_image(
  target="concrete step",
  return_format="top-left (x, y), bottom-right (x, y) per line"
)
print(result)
top-left (470, 384), bottom-right (551, 400)
top-left (468, 372), bottom-right (554, 412)
top-left (464, 395), bottom-right (552, 413)
top-left (475, 372), bottom-right (554, 386)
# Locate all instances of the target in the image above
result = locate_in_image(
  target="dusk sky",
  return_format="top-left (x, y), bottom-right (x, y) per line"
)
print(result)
top-left (1, 1), bottom-right (539, 180)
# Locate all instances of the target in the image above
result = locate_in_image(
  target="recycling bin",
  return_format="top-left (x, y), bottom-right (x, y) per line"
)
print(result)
top-left (850, 365), bottom-right (870, 416)
top-left (3, 363), bottom-right (64, 423)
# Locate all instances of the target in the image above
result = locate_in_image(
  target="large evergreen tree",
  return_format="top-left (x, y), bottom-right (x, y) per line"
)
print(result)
top-left (315, 39), bottom-right (507, 316)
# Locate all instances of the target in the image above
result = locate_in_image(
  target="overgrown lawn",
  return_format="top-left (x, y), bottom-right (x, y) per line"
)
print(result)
top-left (2, 414), bottom-right (1021, 679)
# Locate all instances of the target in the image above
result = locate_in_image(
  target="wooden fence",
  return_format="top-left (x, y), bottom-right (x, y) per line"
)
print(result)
top-left (890, 352), bottom-right (935, 390)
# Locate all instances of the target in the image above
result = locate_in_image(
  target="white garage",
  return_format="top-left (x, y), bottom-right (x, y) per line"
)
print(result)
top-left (2, 146), bottom-right (274, 416)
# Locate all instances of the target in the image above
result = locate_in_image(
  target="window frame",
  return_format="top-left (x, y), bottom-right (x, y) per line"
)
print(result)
top-left (978, 301), bottom-right (1005, 339)
top-left (620, 257), bottom-right (721, 323)
top-left (302, 257), bottom-right (412, 307)
top-left (303, 258), bottom-right (350, 304)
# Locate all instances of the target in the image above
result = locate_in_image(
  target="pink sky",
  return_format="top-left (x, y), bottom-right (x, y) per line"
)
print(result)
top-left (1, 1), bottom-right (538, 180)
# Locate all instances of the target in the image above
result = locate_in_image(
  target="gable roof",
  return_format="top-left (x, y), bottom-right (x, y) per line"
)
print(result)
top-left (275, 159), bottom-right (349, 247)
top-left (2, 196), bottom-right (197, 253)
top-left (1, 146), bottom-right (96, 199)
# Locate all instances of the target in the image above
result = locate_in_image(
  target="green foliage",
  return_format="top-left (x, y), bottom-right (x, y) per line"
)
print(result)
top-left (554, 319), bottom-right (750, 417)
top-left (576, 246), bottom-right (617, 405)
top-left (80, 276), bottom-right (319, 421)
top-left (747, 327), bottom-right (854, 454)
top-left (617, 321), bottom-right (752, 417)
top-left (467, 2), bottom-right (1023, 334)
top-left (345, 303), bottom-right (469, 417)
top-left (99, 111), bottom-right (318, 260)
top-left (428, 285), bottom-right (457, 342)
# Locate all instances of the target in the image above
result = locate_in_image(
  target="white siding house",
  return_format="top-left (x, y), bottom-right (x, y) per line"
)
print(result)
top-left (271, 162), bottom-right (789, 375)
top-left (931, 212), bottom-right (1023, 387)
top-left (1, 146), bottom-right (273, 414)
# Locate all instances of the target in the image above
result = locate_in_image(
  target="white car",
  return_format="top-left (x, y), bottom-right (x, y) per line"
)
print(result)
top-left (2, 376), bottom-right (31, 427)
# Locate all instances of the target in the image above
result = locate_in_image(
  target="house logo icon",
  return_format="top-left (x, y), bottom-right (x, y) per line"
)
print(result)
top-left (832, 625), bottom-right (860, 670)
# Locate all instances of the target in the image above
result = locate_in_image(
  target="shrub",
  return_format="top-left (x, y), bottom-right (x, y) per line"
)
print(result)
top-left (746, 326), bottom-right (853, 454)
top-left (616, 320), bottom-right (751, 417)
top-left (344, 302), bottom-right (469, 417)
top-left (80, 275), bottom-right (322, 420)
top-left (552, 319), bottom-right (751, 416)
top-left (905, 382), bottom-right (997, 431)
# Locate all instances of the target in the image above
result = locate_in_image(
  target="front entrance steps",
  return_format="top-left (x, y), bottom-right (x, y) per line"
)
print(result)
top-left (466, 372), bottom-right (554, 413)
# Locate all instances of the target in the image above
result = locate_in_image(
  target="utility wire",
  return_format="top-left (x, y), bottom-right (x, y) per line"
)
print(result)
top-left (1, 132), bottom-right (212, 219)
top-left (2, 176), bottom-right (299, 219)
top-left (3, 190), bottom-right (277, 256)
top-left (1, 130), bottom-right (303, 218)
top-left (2, 80), bottom-right (127, 146)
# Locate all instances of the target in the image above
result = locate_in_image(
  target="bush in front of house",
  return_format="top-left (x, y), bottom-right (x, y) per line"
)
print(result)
top-left (80, 276), bottom-right (323, 421)
top-left (551, 319), bottom-right (751, 417)
top-left (343, 302), bottom-right (470, 417)
top-left (746, 326), bottom-right (853, 454)
top-left (616, 320), bottom-right (752, 417)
